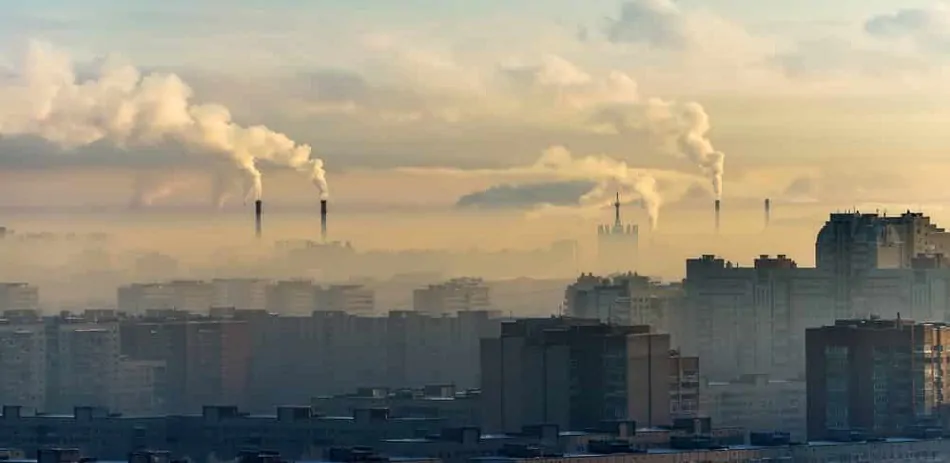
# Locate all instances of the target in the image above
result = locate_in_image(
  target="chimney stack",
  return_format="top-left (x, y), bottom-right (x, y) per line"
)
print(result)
top-left (320, 199), bottom-right (328, 242)
top-left (714, 199), bottom-right (721, 234)
top-left (254, 200), bottom-right (262, 239)
top-left (764, 198), bottom-right (771, 228)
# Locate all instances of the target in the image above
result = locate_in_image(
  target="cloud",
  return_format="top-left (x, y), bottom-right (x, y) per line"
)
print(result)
top-left (399, 145), bottom-right (705, 229)
top-left (865, 4), bottom-right (950, 54)
top-left (456, 181), bottom-right (597, 209)
top-left (604, 0), bottom-right (693, 49)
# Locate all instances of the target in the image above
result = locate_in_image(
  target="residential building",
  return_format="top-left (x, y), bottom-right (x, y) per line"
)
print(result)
top-left (46, 320), bottom-right (122, 412)
top-left (319, 285), bottom-right (375, 315)
top-left (312, 385), bottom-right (481, 426)
top-left (266, 279), bottom-right (319, 314)
top-left (480, 318), bottom-right (670, 433)
top-left (0, 283), bottom-right (39, 312)
top-left (211, 279), bottom-right (269, 310)
top-left (0, 322), bottom-right (46, 410)
top-left (701, 374), bottom-right (807, 442)
top-left (806, 318), bottom-right (950, 439)
top-left (669, 352), bottom-right (700, 420)
top-left (120, 318), bottom-right (251, 413)
top-left (564, 273), bottom-right (682, 333)
top-left (413, 278), bottom-right (490, 315)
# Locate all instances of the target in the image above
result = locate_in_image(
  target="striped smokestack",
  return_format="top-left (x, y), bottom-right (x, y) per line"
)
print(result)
top-left (254, 200), bottom-right (262, 239)
top-left (320, 199), bottom-right (327, 242)
top-left (714, 199), bottom-right (721, 233)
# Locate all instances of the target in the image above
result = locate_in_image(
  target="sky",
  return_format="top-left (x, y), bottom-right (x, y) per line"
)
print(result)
top-left (2, 0), bottom-right (950, 271)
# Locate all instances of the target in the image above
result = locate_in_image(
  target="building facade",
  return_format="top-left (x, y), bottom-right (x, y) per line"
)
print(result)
top-left (480, 318), bottom-right (670, 433)
top-left (413, 278), bottom-right (491, 315)
top-left (806, 318), bottom-right (950, 439)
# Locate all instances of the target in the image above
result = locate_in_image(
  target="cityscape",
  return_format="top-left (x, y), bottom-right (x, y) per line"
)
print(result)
top-left (3, 1), bottom-right (950, 462)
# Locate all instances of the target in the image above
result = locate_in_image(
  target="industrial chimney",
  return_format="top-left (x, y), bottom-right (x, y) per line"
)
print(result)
top-left (254, 200), bottom-right (262, 239)
top-left (714, 199), bottom-right (721, 233)
top-left (320, 199), bottom-right (328, 242)
top-left (764, 198), bottom-right (771, 228)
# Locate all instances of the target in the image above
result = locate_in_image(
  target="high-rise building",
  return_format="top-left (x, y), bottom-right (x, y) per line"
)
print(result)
top-left (816, 211), bottom-right (950, 276)
top-left (47, 321), bottom-right (122, 412)
top-left (669, 352), bottom-right (700, 420)
top-left (806, 318), bottom-right (950, 439)
top-left (212, 279), bottom-right (269, 310)
top-left (0, 283), bottom-right (39, 312)
top-left (118, 281), bottom-right (215, 314)
top-left (320, 285), bottom-right (375, 315)
top-left (480, 318), bottom-right (670, 433)
top-left (597, 193), bottom-right (638, 273)
top-left (683, 254), bottom-right (833, 380)
top-left (564, 273), bottom-right (681, 331)
top-left (266, 279), bottom-right (320, 314)
top-left (413, 278), bottom-right (490, 315)
top-left (0, 323), bottom-right (46, 410)
top-left (120, 318), bottom-right (251, 413)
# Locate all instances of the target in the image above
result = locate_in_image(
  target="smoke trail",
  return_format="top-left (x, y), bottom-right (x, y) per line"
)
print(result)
top-left (0, 42), bottom-right (328, 200)
top-left (677, 102), bottom-right (724, 199)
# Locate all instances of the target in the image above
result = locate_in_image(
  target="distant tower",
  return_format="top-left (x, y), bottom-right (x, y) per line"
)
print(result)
top-left (254, 200), bottom-right (262, 239)
top-left (597, 192), bottom-right (639, 273)
top-left (320, 199), bottom-right (328, 242)
top-left (714, 199), bottom-right (721, 234)
top-left (764, 198), bottom-right (771, 229)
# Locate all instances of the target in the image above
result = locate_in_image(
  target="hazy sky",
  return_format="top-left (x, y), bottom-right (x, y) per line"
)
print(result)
top-left (2, 0), bottom-right (950, 267)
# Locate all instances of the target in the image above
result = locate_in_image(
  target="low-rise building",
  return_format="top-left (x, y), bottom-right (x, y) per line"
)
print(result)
top-left (701, 374), bottom-right (806, 442)
top-left (312, 385), bottom-right (481, 426)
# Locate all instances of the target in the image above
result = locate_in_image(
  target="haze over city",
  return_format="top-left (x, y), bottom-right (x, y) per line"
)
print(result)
top-left (5, 0), bottom-right (950, 294)
top-left (5, 2), bottom-right (950, 462)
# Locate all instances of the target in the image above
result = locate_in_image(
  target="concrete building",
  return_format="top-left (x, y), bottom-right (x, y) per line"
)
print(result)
top-left (0, 283), bottom-right (39, 312)
top-left (118, 283), bottom-right (174, 313)
top-left (806, 318), bottom-right (950, 439)
top-left (564, 274), bottom-right (681, 332)
top-left (701, 374), bottom-right (807, 442)
top-left (46, 321), bottom-right (122, 412)
top-left (312, 385), bottom-right (481, 426)
top-left (816, 211), bottom-right (950, 276)
top-left (683, 254), bottom-right (832, 380)
top-left (120, 317), bottom-right (251, 413)
top-left (413, 278), bottom-right (490, 315)
top-left (480, 318), bottom-right (670, 433)
top-left (114, 358), bottom-right (166, 415)
top-left (0, 323), bottom-right (46, 410)
top-left (212, 278), bottom-right (269, 310)
top-left (118, 281), bottom-right (215, 314)
top-left (266, 279), bottom-right (320, 314)
top-left (668, 353), bottom-right (699, 420)
top-left (0, 405), bottom-right (446, 461)
top-left (320, 285), bottom-right (375, 315)
top-left (596, 194), bottom-right (639, 274)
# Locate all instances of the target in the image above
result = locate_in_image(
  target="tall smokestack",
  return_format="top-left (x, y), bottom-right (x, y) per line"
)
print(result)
top-left (320, 199), bottom-right (328, 242)
top-left (714, 199), bottom-right (721, 234)
top-left (764, 198), bottom-right (771, 228)
top-left (254, 200), bottom-right (262, 238)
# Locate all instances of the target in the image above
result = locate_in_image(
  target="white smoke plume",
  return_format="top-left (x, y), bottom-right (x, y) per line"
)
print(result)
top-left (398, 145), bottom-right (671, 229)
top-left (0, 42), bottom-right (329, 200)
top-left (594, 99), bottom-right (725, 199)
top-left (500, 54), bottom-right (725, 199)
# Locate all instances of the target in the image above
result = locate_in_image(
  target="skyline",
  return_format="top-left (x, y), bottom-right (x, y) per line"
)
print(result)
top-left (3, 1), bottom-right (950, 268)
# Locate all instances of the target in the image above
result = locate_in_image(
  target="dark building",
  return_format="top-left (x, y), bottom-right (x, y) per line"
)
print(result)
top-left (481, 318), bottom-right (670, 433)
top-left (121, 318), bottom-right (251, 413)
top-left (806, 318), bottom-right (950, 439)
